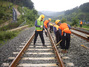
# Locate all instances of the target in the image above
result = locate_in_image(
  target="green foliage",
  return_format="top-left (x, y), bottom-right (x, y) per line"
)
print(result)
top-left (71, 17), bottom-right (79, 26)
top-left (20, 7), bottom-right (37, 25)
top-left (6, 0), bottom-right (34, 9)
top-left (61, 18), bottom-right (67, 23)
top-left (57, 2), bottom-right (89, 22)
top-left (0, 0), bottom-right (37, 30)
top-left (0, 1), bottom-right (13, 24)
top-left (0, 31), bottom-right (19, 45)
top-left (79, 2), bottom-right (89, 13)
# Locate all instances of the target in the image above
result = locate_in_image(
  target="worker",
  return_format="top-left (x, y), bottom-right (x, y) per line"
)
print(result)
top-left (48, 22), bottom-right (53, 33)
top-left (80, 20), bottom-right (83, 28)
top-left (44, 18), bottom-right (51, 36)
top-left (53, 20), bottom-right (61, 45)
top-left (34, 14), bottom-right (47, 47)
top-left (58, 22), bottom-right (71, 53)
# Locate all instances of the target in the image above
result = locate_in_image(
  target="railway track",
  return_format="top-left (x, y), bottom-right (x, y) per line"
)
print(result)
top-left (71, 28), bottom-right (89, 42)
top-left (2, 30), bottom-right (65, 67)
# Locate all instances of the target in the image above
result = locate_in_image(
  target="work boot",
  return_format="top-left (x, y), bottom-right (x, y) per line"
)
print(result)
top-left (43, 44), bottom-right (47, 47)
top-left (33, 43), bottom-right (35, 48)
top-left (61, 49), bottom-right (68, 53)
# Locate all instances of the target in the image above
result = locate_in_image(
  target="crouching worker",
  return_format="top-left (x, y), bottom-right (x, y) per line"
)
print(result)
top-left (49, 22), bottom-right (53, 33)
top-left (53, 20), bottom-right (61, 45)
top-left (34, 14), bottom-right (47, 47)
top-left (58, 22), bottom-right (71, 53)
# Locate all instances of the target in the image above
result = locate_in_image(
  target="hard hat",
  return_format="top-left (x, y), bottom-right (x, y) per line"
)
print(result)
top-left (56, 20), bottom-right (60, 22)
top-left (55, 20), bottom-right (61, 24)
top-left (48, 18), bottom-right (51, 21)
top-left (41, 14), bottom-right (45, 19)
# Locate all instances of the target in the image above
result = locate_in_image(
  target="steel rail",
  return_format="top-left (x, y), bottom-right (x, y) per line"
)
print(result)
top-left (71, 31), bottom-right (89, 42)
top-left (9, 32), bottom-right (35, 67)
top-left (72, 28), bottom-right (89, 35)
top-left (47, 29), bottom-right (65, 67)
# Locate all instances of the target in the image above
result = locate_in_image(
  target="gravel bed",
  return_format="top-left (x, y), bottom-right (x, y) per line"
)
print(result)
top-left (58, 34), bottom-right (89, 67)
top-left (0, 27), bottom-right (35, 67)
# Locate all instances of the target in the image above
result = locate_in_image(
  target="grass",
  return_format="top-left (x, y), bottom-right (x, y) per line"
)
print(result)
top-left (82, 25), bottom-right (89, 30)
top-left (0, 31), bottom-right (20, 47)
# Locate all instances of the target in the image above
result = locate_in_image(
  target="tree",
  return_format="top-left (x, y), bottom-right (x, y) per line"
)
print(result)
top-left (71, 17), bottom-right (79, 26)
top-left (61, 18), bottom-right (67, 23)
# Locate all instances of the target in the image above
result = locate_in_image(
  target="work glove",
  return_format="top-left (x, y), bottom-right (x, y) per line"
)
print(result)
top-left (40, 25), bottom-right (43, 28)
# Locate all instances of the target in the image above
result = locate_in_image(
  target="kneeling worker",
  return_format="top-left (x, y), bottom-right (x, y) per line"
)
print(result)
top-left (34, 14), bottom-right (46, 47)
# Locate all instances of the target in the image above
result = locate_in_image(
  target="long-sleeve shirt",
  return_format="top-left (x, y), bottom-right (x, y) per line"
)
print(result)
top-left (35, 20), bottom-right (45, 30)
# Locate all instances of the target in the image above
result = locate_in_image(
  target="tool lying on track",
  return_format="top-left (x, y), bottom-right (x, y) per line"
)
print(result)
top-left (53, 40), bottom-right (62, 48)
top-left (86, 35), bottom-right (89, 39)
top-left (81, 45), bottom-right (89, 49)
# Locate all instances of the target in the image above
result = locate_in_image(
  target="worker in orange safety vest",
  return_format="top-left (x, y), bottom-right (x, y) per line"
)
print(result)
top-left (58, 22), bottom-right (71, 53)
top-left (80, 20), bottom-right (83, 28)
top-left (44, 18), bottom-right (51, 36)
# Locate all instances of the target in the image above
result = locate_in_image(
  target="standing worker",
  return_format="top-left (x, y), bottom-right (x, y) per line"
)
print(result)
top-left (44, 18), bottom-right (51, 36)
top-left (58, 22), bottom-right (71, 53)
top-left (80, 20), bottom-right (83, 28)
top-left (34, 14), bottom-right (46, 47)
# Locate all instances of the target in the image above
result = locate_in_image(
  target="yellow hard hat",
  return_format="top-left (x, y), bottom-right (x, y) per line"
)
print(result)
top-left (55, 20), bottom-right (60, 24)
top-left (48, 18), bottom-right (51, 21)
top-left (56, 20), bottom-right (60, 22)
top-left (41, 14), bottom-right (45, 19)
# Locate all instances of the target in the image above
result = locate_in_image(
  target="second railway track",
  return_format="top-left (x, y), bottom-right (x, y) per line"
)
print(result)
top-left (71, 28), bottom-right (89, 42)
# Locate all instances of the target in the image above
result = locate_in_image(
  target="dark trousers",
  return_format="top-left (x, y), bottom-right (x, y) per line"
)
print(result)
top-left (45, 28), bottom-right (47, 36)
top-left (55, 31), bottom-right (61, 44)
top-left (60, 33), bottom-right (70, 50)
top-left (80, 24), bottom-right (82, 27)
top-left (34, 31), bottom-right (45, 45)
top-left (50, 26), bottom-right (53, 33)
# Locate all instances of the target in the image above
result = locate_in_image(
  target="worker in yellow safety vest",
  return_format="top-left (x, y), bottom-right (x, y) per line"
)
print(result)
top-left (34, 14), bottom-right (47, 47)
top-left (53, 20), bottom-right (61, 45)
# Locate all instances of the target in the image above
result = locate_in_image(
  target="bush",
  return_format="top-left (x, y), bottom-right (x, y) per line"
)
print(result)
top-left (71, 17), bottom-right (79, 26)
top-left (0, 31), bottom-right (17, 41)
top-left (61, 18), bottom-right (67, 23)
top-left (0, 31), bottom-right (19, 44)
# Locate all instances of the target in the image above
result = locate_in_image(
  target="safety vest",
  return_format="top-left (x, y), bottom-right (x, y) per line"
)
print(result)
top-left (54, 25), bottom-right (59, 31)
top-left (59, 23), bottom-right (71, 35)
top-left (44, 20), bottom-right (49, 28)
top-left (35, 20), bottom-right (44, 31)
top-left (49, 23), bottom-right (53, 26)
top-left (80, 21), bottom-right (83, 24)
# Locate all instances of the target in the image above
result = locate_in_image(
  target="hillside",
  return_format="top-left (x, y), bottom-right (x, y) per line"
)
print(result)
top-left (38, 11), bottom-right (64, 19)
top-left (56, 2), bottom-right (89, 22)
top-left (0, 0), bottom-right (38, 31)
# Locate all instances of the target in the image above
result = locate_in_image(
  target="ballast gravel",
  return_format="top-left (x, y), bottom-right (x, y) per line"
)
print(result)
top-left (0, 27), bottom-right (35, 66)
